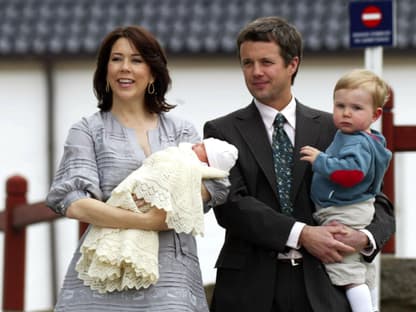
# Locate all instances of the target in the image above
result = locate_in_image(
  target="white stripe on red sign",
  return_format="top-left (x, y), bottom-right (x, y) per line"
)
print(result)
top-left (362, 13), bottom-right (382, 21)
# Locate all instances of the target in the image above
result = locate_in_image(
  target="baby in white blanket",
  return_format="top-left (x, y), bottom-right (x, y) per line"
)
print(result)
top-left (76, 138), bottom-right (238, 293)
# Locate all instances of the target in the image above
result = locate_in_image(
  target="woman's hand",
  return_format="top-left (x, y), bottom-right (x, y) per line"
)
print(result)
top-left (132, 193), bottom-right (148, 209)
top-left (144, 207), bottom-right (169, 231)
top-left (132, 193), bottom-right (169, 231)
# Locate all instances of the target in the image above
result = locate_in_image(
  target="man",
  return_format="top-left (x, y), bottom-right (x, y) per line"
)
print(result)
top-left (203, 16), bottom-right (395, 312)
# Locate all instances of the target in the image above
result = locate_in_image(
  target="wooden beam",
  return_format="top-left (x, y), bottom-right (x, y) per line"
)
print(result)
top-left (394, 126), bottom-right (416, 151)
top-left (13, 202), bottom-right (61, 229)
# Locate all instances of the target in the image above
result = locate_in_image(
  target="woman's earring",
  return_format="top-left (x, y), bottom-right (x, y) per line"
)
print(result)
top-left (147, 82), bottom-right (155, 95)
top-left (105, 81), bottom-right (110, 93)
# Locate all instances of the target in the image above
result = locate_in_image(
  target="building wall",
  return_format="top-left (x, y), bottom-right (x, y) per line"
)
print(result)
top-left (0, 52), bottom-right (415, 310)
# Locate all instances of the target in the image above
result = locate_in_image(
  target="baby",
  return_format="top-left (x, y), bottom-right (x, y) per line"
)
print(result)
top-left (76, 138), bottom-right (238, 293)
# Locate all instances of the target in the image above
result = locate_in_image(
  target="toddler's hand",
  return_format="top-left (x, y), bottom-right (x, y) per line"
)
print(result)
top-left (300, 145), bottom-right (321, 164)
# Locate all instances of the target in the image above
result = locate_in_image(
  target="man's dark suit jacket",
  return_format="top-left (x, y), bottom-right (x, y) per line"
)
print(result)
top-left (203, 101), bottom-right (395, 312)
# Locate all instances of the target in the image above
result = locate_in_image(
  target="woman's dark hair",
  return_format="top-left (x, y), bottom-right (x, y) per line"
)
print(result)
top-left (93, 25), bottom-right (174, 113)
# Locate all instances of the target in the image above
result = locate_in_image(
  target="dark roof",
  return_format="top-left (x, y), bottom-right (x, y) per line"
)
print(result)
top-left (0, 0), bottom-right (414, 58)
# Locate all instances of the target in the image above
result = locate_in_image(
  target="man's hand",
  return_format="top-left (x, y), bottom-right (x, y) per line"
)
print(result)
top-left (299, 224), bottom-right (355, 263)
top-left (327, 220), bottom-right (369, 252)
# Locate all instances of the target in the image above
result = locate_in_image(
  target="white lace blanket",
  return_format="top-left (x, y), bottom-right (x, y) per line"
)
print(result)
top-left (75, 143), bottom-right (228, 293)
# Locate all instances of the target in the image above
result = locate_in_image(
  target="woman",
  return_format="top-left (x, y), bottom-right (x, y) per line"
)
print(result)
top-left (46, 25), bottom-right (226, 312)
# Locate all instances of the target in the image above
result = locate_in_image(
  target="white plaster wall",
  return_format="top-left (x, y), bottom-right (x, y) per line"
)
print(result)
top-left (381, 59), bottom-right (416, 258)
top-left (0, 62), bottom-right (53, 310)
top-left (0, 52), bottom-right (415, 310)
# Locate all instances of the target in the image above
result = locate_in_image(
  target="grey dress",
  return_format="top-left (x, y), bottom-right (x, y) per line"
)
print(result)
top-left (47, 111), bottom-right (224, 312)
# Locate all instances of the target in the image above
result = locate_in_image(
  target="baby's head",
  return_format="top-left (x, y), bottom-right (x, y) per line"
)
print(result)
top-left (192, 138), bottom-right (238, 172)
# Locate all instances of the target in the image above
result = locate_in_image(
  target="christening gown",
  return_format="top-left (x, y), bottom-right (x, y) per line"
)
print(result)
top-left (46, 111), bottom-right (226, 312)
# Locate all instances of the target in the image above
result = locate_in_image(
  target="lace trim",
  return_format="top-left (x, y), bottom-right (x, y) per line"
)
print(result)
top-left (76, 145), bottom-right (227, 293)
top-left (76, 226), bottom-right (159, 293)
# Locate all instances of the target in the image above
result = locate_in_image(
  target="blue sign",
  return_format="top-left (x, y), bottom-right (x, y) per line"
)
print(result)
top-left (349, 0), bottom-right (395, 48)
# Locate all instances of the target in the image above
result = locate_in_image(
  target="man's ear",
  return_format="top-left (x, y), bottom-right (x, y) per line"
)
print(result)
top-left (288, 56), bottom-right (300, 76)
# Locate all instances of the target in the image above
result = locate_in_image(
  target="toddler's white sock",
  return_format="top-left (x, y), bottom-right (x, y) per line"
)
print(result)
top-left (346, 284), bottom-right (373, 312)
top-left (369, 287), bottom-right (379, 311)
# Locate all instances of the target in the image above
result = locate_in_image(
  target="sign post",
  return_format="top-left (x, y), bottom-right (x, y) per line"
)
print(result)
top-left (349, 1), bottom-right (395, 310)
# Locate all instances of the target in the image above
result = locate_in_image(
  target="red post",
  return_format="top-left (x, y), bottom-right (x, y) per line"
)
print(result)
top-left (79, 222), bottom-right (88, 238)
top-left (3, 175), bottom-right (27, 310)
top-left (381, 88), bottom-right (395, 253)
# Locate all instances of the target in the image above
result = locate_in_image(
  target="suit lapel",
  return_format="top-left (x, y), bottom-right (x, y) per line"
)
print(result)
top-left (291, 102), bottom-right (322, 201)
top-left (235, 103), bottom-right (279, 200)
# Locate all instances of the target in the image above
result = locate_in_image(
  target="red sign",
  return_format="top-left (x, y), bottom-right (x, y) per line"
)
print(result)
top-left (361, 5), bottom-right (382, 28)
top-left (350, 0), bottom-right (394, 48)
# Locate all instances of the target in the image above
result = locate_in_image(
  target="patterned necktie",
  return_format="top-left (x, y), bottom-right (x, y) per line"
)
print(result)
top-left (272, 113), bottom-right (294, 215)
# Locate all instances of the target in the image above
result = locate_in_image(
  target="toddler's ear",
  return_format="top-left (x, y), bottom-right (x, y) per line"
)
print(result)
top-left (373, 107), bottom-right (383, 121)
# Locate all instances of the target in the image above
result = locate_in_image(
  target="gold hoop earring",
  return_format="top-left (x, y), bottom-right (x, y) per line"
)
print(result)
top-left (105, 81), bottom-right (110, 93)
top-left (147, 82), bottom-right (155, 95)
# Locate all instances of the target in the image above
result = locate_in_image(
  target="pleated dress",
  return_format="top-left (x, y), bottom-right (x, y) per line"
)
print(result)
top-left (46, 111), bottom-right (211, 312)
